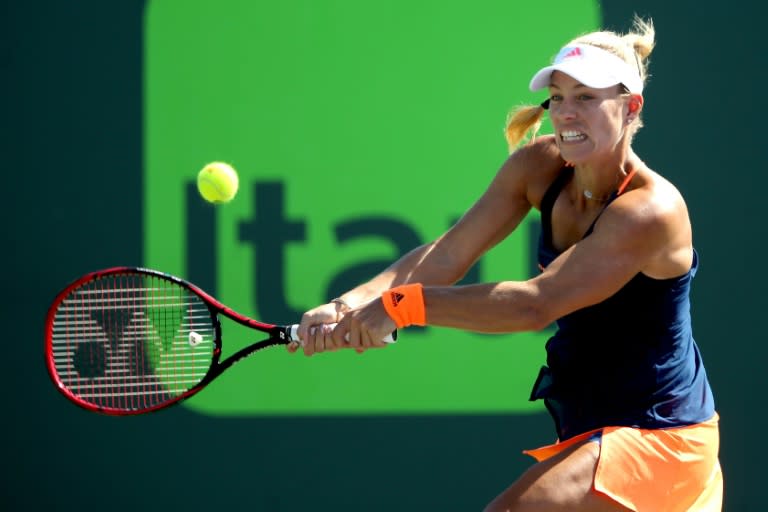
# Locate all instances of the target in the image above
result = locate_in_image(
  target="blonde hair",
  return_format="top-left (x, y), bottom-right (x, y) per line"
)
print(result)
top-left (504, 17), bottom-right (656, 151)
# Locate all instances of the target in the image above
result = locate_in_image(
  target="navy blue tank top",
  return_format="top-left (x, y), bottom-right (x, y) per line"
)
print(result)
top-left (531, 167), bottom-right (715, 441)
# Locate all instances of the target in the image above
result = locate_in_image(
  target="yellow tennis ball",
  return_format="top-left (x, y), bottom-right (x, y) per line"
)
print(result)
top-left (197, 162), bottom-right (239, 204)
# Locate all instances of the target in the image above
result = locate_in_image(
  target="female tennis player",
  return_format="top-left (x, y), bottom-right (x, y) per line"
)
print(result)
top-left (291, 17), bottom-right (721, 511)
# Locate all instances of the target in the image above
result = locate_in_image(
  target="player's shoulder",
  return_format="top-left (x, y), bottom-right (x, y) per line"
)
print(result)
top-left (503, 135), bottom-right (565, 183)
top-left (499, 135), bottom-right (564, 206)
top-left (504, 134), bottom-right (562, 169)
top-left (605, 165), bottom-right (690, 237)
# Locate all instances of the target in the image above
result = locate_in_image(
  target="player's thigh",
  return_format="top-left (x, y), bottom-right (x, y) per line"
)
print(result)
top-left (484, 438), bottom-right (632, 512)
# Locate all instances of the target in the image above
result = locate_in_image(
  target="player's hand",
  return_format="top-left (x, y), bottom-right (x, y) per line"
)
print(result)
top-left (289, 302), bottom-right (346, 356)
top-left (332, 298), bottom-right (396, 352)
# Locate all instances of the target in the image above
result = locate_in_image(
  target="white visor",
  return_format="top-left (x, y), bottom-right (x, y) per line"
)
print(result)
top-left (529, 44), bottom-right (643, 94)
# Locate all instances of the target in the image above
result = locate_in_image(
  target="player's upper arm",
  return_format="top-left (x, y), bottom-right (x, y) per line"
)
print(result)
top-left (428, 137), bottom-right (563, 277)
top-left (530, 190), bottom-right (679, 323)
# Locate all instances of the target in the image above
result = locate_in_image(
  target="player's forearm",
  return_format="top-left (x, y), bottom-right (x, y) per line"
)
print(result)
top-left (421, 281), bottom-right (550, 333)
top-left (338, 242), bottom-right (469, 307)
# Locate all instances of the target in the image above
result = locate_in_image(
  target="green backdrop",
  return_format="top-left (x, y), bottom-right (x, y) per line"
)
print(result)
top-left (143, 0), bottom-right (598, 416)
top-left (5, 0), bottom-right (764, 510)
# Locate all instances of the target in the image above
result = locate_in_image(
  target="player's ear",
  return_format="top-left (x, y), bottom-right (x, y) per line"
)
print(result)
top-left (626, 94), bottom-right (643, 122)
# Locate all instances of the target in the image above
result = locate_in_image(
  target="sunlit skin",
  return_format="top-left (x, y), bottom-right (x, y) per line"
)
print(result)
top-left (548, 71), bottom-right (644, 202)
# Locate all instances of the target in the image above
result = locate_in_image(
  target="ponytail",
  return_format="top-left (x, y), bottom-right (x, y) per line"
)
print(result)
top-left (504, 100), bottom-right (549, 152)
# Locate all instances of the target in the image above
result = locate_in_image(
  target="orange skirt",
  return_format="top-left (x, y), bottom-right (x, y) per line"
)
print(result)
top-left (523, 414), bottom-right (722, 511)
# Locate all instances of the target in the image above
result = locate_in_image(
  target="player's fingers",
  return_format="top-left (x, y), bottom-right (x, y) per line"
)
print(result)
top-left (371, 337), bottom-right (388, 348)
top-left (286, 341), bottom-right (300, 353)
top-left (314, 325), bottom-right (330, 354)
top-left (297, 304), bottom-right (337, 343)
top-left (296, 324), bottom-right (307, 345)
top-left (359, 326), bottom-right (374, 349)
top-left (347, 320), bottom-right (363, 349)
top-left (303, 326), bottom-right (318, 356)
top-left (313, 337), bottom-right (324, 354)
top-left (297, 313), bottom-right (314, 343)
top-left (331, 319), bottom-right (352, 349)
top-left (321, 324), bottom-right (339, 352)
top-left (369, 328), bottom-right (389, 348)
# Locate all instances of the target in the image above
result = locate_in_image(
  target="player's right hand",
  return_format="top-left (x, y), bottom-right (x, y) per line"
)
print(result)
top-left (290, 302), bottom-right (342, 356)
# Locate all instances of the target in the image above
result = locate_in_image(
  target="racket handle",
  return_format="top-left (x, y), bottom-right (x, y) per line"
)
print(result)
top-left (288, 324), bottom-right (397, 344)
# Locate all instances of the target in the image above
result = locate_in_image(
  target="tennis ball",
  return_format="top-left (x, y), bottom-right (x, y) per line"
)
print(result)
top-left (197, 162), bottom-right (239, 204)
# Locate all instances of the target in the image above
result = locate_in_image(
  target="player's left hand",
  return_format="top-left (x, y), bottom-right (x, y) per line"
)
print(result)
top-left (332, 298), bottom-right (396, 352)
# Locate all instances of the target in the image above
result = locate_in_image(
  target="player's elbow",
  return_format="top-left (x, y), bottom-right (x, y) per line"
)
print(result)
top-left (490, 281), bottom-right (558, 332)
top-left (522, 303), bottom-right (554, 332)
top-left (517, 284), bottom-right (559, 331)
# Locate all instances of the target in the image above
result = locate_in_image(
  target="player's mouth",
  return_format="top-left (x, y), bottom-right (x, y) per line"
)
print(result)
top-left (560, 130), bottom-right (587, 142)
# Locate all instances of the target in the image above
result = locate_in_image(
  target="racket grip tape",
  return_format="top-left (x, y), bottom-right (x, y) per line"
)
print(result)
top-left (288, 324), bottom-right (396, 344)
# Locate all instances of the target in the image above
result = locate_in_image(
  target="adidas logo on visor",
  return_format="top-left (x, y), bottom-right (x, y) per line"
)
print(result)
top-left (559, 47), bottom-right (583, 60)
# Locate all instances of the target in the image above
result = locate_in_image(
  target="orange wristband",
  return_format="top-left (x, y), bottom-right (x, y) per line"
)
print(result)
top-left (381, 283), bottom-right (426, 328)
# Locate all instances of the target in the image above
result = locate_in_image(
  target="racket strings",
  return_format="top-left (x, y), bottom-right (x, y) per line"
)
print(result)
top-left (50, 273), bottom-right (216, 411)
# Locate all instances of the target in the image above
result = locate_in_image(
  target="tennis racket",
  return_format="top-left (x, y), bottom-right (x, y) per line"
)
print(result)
top-left (45, 266), bottom-right (396, 415)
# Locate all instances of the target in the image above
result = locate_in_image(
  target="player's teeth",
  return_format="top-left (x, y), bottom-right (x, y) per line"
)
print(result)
top-left (561, 131), bottom-right (586, 141)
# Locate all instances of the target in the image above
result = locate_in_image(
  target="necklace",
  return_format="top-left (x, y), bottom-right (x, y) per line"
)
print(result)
top-left (582, 189), bottom-right (610, 201)
top-left (581, 168), bottom-right (639, 202)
